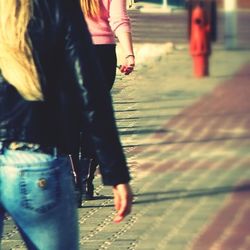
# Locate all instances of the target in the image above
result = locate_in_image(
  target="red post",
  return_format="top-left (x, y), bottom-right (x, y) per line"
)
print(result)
top-left (189, 3), bottom-right (211, 77)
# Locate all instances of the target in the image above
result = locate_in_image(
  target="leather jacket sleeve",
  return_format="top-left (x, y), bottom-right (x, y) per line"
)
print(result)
top-left (61, 0), bottom-right (130, 186)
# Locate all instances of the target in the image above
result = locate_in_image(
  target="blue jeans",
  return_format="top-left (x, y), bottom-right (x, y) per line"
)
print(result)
top-left (0, 149), bottom-right (79, 250)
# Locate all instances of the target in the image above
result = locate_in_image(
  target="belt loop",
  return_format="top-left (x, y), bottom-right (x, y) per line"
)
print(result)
top-left (0, 142), bottom-right (3, 154)
top-left (53, 147), bottom-right (58, 158)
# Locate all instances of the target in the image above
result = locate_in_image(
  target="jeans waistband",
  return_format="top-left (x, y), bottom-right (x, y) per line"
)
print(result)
top-left (0, 142), bottom-right (59, 157)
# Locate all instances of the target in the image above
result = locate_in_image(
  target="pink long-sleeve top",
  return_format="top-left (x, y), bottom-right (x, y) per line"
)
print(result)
top-left (84, 0), bottom-right (131, 45)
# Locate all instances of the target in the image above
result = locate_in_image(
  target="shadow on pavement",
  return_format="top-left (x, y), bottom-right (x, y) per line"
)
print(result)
top-left (134, 183), bottom-right (250, 205)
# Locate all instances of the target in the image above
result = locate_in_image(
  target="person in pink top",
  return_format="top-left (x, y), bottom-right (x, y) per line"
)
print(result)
top-left (77, 0), bottom-right (135, 204)
top-left (82, 0), bottom-right (135, 86)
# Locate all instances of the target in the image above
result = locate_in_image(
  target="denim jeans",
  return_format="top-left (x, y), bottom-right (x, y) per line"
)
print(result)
top-left (0, 149), bottom-right (79, 250)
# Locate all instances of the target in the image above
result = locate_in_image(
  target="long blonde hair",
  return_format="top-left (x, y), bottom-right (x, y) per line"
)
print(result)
top-left (0, 0), bottom-right (43, 101)
top-left (80, 0), bottom-right (100, 19)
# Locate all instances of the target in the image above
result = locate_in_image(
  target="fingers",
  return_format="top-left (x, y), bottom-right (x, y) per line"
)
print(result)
top-left (119, 56), bottom-right (135, 75)
top-left (119, 65), bottom-right (134, 75)
top-left (113, 184), bottom-right (133, 223)
top-left (114, 196), bottom-right (130, 223)
top-left (125, 65), bottom-right (134, 75)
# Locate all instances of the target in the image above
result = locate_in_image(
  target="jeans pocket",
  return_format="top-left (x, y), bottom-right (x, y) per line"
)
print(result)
top-left (19, 166), bottom-right (61, 214)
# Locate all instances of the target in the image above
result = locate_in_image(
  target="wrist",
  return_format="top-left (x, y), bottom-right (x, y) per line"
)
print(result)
top-left (125, 54), bottom-right (135, 59)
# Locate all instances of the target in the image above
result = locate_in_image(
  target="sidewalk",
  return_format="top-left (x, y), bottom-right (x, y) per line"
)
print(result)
top-left (113, 47), bottom-right (250, 250)
top-left (2, 46), bottom-right (250, 249)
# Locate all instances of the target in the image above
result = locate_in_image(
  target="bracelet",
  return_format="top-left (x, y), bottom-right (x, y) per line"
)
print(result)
top-left (125, 54), bottom-right (135, 59)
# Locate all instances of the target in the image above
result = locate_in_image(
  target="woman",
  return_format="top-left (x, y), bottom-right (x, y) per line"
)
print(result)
top-left (0, 0), bottom-right (133, 249)
top-left (81, 0), bottom-right (135, 88)
top-left (79, 0), bottom-right (135, 201)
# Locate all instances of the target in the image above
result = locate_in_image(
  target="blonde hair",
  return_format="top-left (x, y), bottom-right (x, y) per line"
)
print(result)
top-left (80, 0), bottom-right (100, 19)
top-left (0, 0), bottom-right (43, 101)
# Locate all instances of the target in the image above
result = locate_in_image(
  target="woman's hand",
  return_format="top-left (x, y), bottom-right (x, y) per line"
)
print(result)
top-left (119, 55), bottom-right (135, 75)
top-left (113, 183), bottom-right (133, 223)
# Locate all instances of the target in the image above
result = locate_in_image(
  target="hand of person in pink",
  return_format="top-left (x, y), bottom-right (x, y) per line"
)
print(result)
top-left (119, 55), bottom-right (135, 75)
top-left (113, 183), bottom-right (133, 223)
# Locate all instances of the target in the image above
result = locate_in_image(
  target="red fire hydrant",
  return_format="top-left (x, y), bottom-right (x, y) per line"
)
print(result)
top-left (190, 4), bottom-right (211, 77)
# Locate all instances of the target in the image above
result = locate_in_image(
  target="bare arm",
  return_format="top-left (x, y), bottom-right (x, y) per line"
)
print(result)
top-left (116, 31), bottom-right (135, 75)
top-left (109, 0), bottom-right (135, 75)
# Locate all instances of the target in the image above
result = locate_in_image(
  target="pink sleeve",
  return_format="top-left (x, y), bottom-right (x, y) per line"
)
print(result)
top-left (109, 0), bottom-right (131, 34)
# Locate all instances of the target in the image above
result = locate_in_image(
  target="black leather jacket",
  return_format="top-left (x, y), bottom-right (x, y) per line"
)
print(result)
top-left (0, 0), bottom-right (130, 186)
